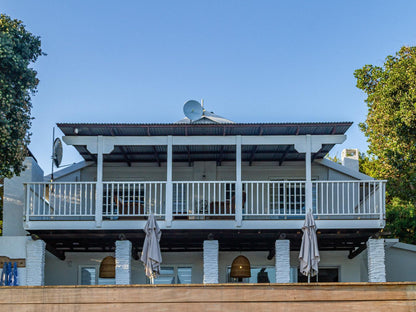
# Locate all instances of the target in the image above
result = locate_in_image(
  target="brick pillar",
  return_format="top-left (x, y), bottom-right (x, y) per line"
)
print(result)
top-left (367, 238), bottom-right (386, 282)
top-left (275, 240), bottom-right (290, 283)
top-left (115, 240), bottom-right (132, 285)
top-left (203, 240), bottom-right (219, 284)
top-left (26, 238), bottom-right (46, 286)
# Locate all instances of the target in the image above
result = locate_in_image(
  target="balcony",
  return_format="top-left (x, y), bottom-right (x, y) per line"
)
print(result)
top-left (24, 180), bottom-right (386, 231)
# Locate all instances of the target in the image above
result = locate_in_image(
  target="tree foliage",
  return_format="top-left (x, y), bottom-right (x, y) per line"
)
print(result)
top-left (0, 14), bottom-right (43, 178)
top-left (355, 46), bottom-right (416, 244)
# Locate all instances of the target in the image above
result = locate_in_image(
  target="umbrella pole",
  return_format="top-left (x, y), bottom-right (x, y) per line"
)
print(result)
top-left (150, 276), bottom-right (154, 284)
top-left (308, 273), bottom-right (310, 284)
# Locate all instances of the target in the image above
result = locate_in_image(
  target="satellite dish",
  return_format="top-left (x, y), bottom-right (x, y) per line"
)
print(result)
top-left (183, 100), bottom-right (203, 121)
top-left (53, 138), bottom-right (63, 168)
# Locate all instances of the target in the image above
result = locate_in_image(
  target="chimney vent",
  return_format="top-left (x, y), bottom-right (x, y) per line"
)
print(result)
top-left (341, 149), bottom-right (359, 171)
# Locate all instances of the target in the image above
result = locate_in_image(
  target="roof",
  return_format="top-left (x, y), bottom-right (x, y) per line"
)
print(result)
top-left (316, 158), bottom-right (374, 180)
top-left (57, 122), bottom-right (352, 164)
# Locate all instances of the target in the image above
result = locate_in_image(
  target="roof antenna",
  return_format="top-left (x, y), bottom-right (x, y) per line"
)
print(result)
top-left (201, 99), bottom-right (206, 115)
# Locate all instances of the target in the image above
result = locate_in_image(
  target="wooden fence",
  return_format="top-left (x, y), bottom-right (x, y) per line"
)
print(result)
top-left (1, 282), bottom-right (415, 312)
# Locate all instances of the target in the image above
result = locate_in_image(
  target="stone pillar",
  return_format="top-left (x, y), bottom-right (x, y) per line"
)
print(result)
top-left (203, 240), bottom-right (219, 284)
top-left (367, 238), bottom-right (386, 282)
top-left (115, 240), bottom-right (132, 285)
top-left (275, 240), bottom-right (290, 283)
top-left (26, 238), bottom-right (46, 286)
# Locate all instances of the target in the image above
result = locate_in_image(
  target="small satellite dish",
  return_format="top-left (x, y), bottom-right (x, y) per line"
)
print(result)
top-left (183, 100), bottom-right (203, 121)
top-left (53, 138), bottom-right (63, 168)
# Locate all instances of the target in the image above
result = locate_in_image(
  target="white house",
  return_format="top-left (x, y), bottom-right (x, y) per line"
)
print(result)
top-left (1, 107), bottom-right (395, 286)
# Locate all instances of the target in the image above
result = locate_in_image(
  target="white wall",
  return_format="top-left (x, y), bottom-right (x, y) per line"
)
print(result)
top-left (0, 236), bottom-right (28, 285)
top-left (43, 249), bottom-right (366, 285)
top-left (3, 157), bottom-right (44, 236)
top-left (385, 243), bottom-right (416, 282)
top-left (75, 161), bottom-right (352, 182)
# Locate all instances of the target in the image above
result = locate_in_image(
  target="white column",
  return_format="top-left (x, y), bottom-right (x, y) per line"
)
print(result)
top-left (235, 135), bottom-right (242, 227)
top-left (275, 240), bottom-right (290, 283)
top-left (26, 238), bottom-right (46, 286)
top-left (165, 135), bottom-right (173, 227)
top-left (367, 238), bottom-right (386, 282)
top-left (115, 240), bottom-right (132, 285)
top-left (305, 134), bottom-right (312, 212)
top-left (203, 240), bottom-right (219, 284)
top-left (95, 135), bottom-right (104, 227)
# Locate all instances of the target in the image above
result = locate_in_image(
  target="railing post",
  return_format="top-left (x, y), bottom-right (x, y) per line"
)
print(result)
top-left (95, 136), bottom-right (103, 227)
top-left (235, 135), bottom-right (242, 227)
top-left (379, 181), bottom-right (385, 227)
top-left (25, 183), bottom-right (30, 226)
top-left (165, 135), bottom-right (173, 227)
top-left (305, 135), bottom-right (313, 213)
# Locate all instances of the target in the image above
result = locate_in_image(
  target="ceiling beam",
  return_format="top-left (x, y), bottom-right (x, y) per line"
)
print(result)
top-left (279, 145), bottom-right (292, 166)
top-left (249, 127), bottom-right (263, 166)
top-left (186, 146), bottom-right (192, 167)
top-left (110, 129), bottom-right (131, 167)
top-left (217, 146), bottom-right (224, 166)
top-left (348, 243), bottom-right (367, 259)
top-left (46, 243), bottom-right (65, 261)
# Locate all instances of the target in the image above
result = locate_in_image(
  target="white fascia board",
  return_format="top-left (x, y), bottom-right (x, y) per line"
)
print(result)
top-left (63, 134), bottom-right (346, 149)
top-left (389, 241), bottom-right (416, 253)
top-left (44, 161), bottom-right (94, 181)
top-left (25, 219), bottom-right (383, 231)
top-left (316, 158), bottom-right (375, 180)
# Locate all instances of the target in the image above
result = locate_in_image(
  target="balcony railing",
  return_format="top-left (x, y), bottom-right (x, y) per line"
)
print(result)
top-left (25, 180), bottom-right (386, 224)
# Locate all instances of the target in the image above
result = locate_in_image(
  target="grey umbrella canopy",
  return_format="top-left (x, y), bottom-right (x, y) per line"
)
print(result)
top-left (299, 209), bottom-right (320, 282)
top-left (141, 214), bottom-right (162, 282)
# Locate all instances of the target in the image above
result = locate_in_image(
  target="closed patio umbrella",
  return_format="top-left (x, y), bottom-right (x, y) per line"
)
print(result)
top-left (299, 209), bottom-right (320, 283)
top-left (140, 214), bottom-right (162, 284)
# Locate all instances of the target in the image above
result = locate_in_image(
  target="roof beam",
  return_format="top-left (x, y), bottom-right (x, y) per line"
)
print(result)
top-left (186, 146), bottom-right (192, 167)
top-left (348, 244), bottom-right (367, 259)
top-left (153, 146), bottom-right (161, 167)
top-left (46, 243), bottom-right (65, 261)
top-left (111, 129), bottom-right (131, 167)
top-left (279, 145), bottom-right (292, 166)
top-left (249, 127), bottom-right (263, 166)
top-left (63, 134), bottom-right (346, 149)
top-left (217, 146), bottom-right (224, 166)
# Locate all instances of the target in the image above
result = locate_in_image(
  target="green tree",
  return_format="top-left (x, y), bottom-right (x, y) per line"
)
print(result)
top-left (0, 14), bottom-right (44, 178)
top-left (355, 46), bottom-right (416, 244)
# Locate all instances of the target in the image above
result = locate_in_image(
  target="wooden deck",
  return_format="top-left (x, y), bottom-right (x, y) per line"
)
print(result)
top-left (1, 282), bottom-right (415, 312)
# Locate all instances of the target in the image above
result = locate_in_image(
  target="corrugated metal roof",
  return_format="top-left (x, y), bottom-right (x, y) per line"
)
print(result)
top-left (58, 122), bottom-right (351, 164)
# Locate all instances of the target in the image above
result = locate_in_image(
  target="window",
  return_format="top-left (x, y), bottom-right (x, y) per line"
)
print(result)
top-left (150, 266), bottom-right (192, 284)
top-left (296, 267), bottom-right (339, 282)
top-left (269, 179), bottom-right (317, 215)
top-left (78, 265), bottom-right (115, 285)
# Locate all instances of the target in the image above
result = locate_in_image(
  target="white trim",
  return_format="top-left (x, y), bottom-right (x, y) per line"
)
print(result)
top-left (389, 241), bottom-right (416, 253)
top-left (63, 134), bottom-right (347, 149)
top-left (25, 219), bottom-right (383, 230)
top-left (78, 265), bottom-right (99, 285)
top-left (316, 158), bottom-right (374, 180)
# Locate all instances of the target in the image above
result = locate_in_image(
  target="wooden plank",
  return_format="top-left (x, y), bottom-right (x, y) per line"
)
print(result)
top-left (1, 301), bottom-right (416, 312)
top-left (1, 283), bottom-right (416, 305)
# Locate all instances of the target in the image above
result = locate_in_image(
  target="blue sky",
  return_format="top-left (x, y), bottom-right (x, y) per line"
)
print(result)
top-left (2, 1), bottom-right (416, 173)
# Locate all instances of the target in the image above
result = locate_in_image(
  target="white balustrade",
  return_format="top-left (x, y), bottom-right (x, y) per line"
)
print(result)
top-left (102, 182), bottom-right (166, 218)
top-left (172, 182), bottom-right (236, 216)
top-left (243, 180), bottom-right (386, 219)
top-left (25, 180), bottom-right (385, 221)
top-left (25, 182), bottom-right (96, 220)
